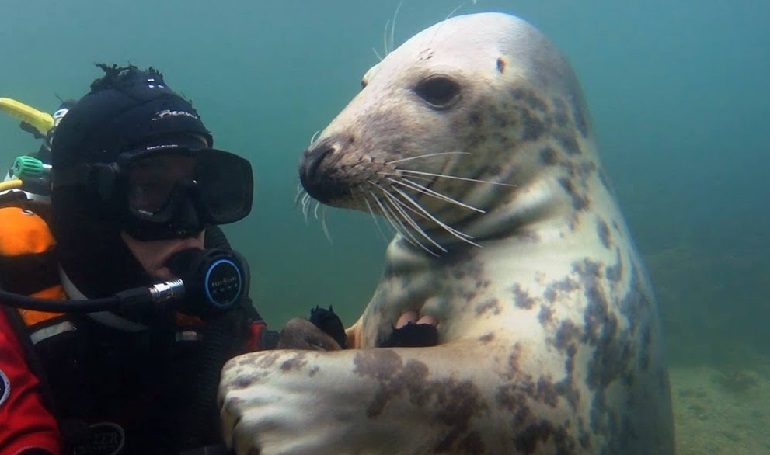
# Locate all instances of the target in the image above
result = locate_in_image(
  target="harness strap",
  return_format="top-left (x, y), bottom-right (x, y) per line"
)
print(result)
top-left (0, 249), bottom-right (59, 295)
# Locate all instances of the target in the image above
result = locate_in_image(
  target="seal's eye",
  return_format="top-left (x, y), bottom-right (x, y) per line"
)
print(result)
top-left (414, 76), bottom-right (461, 109)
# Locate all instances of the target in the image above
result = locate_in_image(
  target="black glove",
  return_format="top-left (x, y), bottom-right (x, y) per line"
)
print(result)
top-left (277, 317), bottom-right (344, 351)
top-left (307, 305), bottom-right (439, 349)
top-left (380, 322), bottom-right (439, 348)
top-left (309, 305), bottom-right (346, 348)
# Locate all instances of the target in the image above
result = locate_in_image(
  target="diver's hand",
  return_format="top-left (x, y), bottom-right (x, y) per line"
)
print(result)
top-left (308, 305), bottom-right (346, 347)
top-left (380, 310), bottom-right (439, 348)
top-left (277, 308), bottom-right (440, 350)
top-left (276, 317), bottom-right (342, 351)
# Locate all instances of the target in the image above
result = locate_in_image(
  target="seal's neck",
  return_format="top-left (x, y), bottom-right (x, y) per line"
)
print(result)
top-left (408, 173), bottom-right (574, 253)
top-left (470, 178), bottom-right (568, 240)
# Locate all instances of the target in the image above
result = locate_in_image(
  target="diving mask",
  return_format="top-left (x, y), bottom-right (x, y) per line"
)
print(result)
top-left (53, 146), bottom-right (253, 240)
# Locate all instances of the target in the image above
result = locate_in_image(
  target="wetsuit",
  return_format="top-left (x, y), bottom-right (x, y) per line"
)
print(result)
top-left (0, 206), bottom-right (274, 455)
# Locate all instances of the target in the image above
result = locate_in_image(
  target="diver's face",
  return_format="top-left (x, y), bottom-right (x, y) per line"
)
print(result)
top-left (120, 230), bottom-right (204, 280)
top-left (125, 153), bottom-right (197, 217)
top-left (120, 150), bottom-right (206, 279)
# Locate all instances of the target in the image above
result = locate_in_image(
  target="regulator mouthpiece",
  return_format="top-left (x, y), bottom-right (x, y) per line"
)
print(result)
top-left (165, 248), bottom-right (245, 318)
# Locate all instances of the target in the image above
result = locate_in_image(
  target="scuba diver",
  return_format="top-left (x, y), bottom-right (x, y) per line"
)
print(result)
top-left (0, 64), bottom-right (438, 455)
top-left (0, 64), bottom-right (279, 455)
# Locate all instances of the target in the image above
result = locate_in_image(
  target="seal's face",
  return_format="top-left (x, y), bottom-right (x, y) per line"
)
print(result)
top-left (300, 14), bottom-right (592, 251)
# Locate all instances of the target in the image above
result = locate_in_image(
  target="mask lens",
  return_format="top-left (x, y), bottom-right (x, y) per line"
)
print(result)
top-left (126, 152), bottom-right (196, 219)
top-left (195, 151), bottom-right (253, 223)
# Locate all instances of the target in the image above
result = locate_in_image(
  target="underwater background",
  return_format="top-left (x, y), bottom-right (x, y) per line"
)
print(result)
top-left (2, 0), bottom-right (768, 452)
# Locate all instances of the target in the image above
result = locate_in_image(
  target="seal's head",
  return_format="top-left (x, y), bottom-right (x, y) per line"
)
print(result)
top-left (300, 12), bottom-right (596, 252)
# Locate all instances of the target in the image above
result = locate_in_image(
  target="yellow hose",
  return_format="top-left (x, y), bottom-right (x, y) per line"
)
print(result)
top-left (0, 179), bottom-right (24, 192)
top-left (0, 98), bottom-right (55, 135)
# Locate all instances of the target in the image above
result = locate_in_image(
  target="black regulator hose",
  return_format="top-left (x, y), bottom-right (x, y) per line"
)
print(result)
top-left (0, 283), bottom-right (174, 313)
top-left (174, 225), bottom-right (251, 449)
top-left (0, 229), bottom-right (244, 318)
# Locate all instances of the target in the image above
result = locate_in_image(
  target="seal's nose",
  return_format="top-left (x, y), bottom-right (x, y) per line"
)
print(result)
top-left (300, 142), bottom-right (334, 188)
top-left (299, 140), bottom-right (349, 203)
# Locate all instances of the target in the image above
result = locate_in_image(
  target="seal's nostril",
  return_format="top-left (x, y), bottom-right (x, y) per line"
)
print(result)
top-left (298, 141), bottom-right (349, 203)
top-left (302, 144), bottom-right (334, 184)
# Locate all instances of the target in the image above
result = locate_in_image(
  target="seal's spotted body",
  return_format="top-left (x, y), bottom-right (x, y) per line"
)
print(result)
top-left (220, 12), bottom-right (674, 454)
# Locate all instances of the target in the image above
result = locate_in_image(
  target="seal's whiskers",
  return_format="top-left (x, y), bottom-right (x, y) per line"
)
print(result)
top-left (397, 169), bottom-right (513, 186)
top-left (373, 181), bottom-right (431, 222)
top-left (389, 0), bottom-right (404, 56)
top-left (320, 205), bottom-right (333, 244)
top-left (308, 130), bottom-right (321, 147)
top-left (378, 185), bottom-right (447, 253)
top-left (370, 187), bottom-right (426, 253)
top-left (300, 192), bottom-right (312, 223)
top-left (294, 186), bottom-right (334, 243)
top-left (389, 176), bottom-right (485, 213)
top-left (391, 173), bottom-right (433, 184)
top-left (294, 184), bottom-right (306, 205)
top-left (383, 20), bottom-right (391, 57)
top-left (368, 190), bottom-right (399, 237)
top-left (385, 151), bottom-right (469, 165)
top-left (391, 186), bottom-right (479, 247)
top-left (421, 3), bottom-right (466, 52)
top-left (360, 193), bottom-right (390, 242)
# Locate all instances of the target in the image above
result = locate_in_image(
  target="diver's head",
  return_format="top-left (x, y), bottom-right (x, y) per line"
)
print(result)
top-left (49, 64), bottom-right (253, 298)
